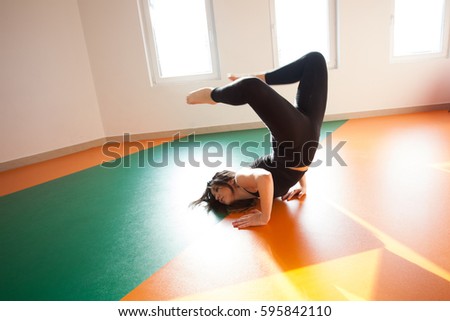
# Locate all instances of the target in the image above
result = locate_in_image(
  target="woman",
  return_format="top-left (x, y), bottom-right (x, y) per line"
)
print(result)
top-left (188, 52), bottom-right (328, 229)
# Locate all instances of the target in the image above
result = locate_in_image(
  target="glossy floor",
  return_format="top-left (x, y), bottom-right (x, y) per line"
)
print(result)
top-left (1, 112), bottom-right (449, 300)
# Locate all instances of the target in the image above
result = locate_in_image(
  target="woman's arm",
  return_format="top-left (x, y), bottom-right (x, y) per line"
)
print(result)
top-left (254, 170), bottom-right (274, 224)
top-left (299, 174), bottom-right (307, 193)
top-left (232, 168), bottom-right (274, 229)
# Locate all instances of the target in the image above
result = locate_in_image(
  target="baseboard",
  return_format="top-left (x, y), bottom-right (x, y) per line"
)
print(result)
top-left (0, 138), bottom-right (108, 172)
top-left (0, 122), bottom-right (266, 172)
top-left (1, 103), bottom-right (448, 172)
top-left (105, 121), bottom-right (266, 143)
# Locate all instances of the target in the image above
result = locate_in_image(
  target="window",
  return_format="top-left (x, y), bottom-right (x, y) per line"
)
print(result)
top-left (270, 0), bottom-right (337, 68)
top-left (392, 0), bottom-right (450, 59)
top-left (139, 0), bottom-right (219, 82)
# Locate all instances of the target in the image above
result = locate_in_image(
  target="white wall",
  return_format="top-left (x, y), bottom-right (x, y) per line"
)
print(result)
top-left (0, 0), bottom-right (104, 163)
top-left (77, 0), bottom-right (274, 138)
top-left (76, 0), bottom-right (450, 139)
top-left (328, 0), bottom-right (450, 114)
top-left (1, 0), bottom-right (450, 164)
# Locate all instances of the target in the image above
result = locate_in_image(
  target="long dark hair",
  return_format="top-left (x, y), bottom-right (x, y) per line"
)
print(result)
top-left (191, 170), bottom-right (256, 214)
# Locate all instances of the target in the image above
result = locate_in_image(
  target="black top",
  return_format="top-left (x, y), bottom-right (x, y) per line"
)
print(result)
top-left (250, 155), bottom-right (305, 198)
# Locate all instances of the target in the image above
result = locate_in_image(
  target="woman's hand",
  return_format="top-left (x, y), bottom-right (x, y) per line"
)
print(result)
top-left (232, 209), bottom-right (268, 229)
top-left (281, 187), bottom-right (306, 201)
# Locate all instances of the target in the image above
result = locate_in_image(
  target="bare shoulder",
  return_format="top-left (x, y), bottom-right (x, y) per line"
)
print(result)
top-left (235, 168), bottom-right (255, 185)
top-left (235, 167), bottom-right (270, 186)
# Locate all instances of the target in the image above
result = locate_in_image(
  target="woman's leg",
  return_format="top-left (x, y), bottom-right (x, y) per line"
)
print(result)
top-left (186, 52), bottom-right (327, 160)
top-left (210, 77), bottom-right (305, 145)
top-left (223, 51), bottom-right (328, 124)
top-left (186, 87), bottom-right (216, 105)
top-left (265, 52), bottom-right (328, 131)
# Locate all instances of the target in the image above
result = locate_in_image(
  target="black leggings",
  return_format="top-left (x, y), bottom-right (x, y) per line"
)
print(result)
top-left (211, 52), bottom-right (328, 167)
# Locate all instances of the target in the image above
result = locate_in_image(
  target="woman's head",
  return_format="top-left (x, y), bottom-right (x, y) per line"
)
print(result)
top-left (191, 170), bottom-right (256, 214)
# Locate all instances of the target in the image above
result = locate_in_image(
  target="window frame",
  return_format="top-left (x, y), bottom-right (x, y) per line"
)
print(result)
top-left (138, 0), bottom-right (220, 84)
top-left (390, 0), bottom-right (450, 63)
top-left (269, 0), bottom-right (338, 69)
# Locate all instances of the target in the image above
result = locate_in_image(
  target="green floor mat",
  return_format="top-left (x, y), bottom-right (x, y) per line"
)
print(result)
top-left (0, 120), bottom-right (346, 300)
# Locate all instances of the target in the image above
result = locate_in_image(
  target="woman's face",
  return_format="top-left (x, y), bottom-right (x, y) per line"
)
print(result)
top-left (211, 184), bottom-right (234, 205)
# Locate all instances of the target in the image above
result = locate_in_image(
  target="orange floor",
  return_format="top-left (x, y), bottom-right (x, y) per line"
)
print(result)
top-left (2, 110), bottom-right (449, 300)
top-left (123, 110), bottom-right (450, 300)
top-left (0, 138), bottom-right (173, 196)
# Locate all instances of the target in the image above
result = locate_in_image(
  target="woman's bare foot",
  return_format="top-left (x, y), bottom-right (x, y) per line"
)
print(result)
top-left (186, 87), bottom-right (216, 105)
top-left (227, 73), bottom-right (240, 82)
top-left (227, 73), bottom-right (266, 82)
